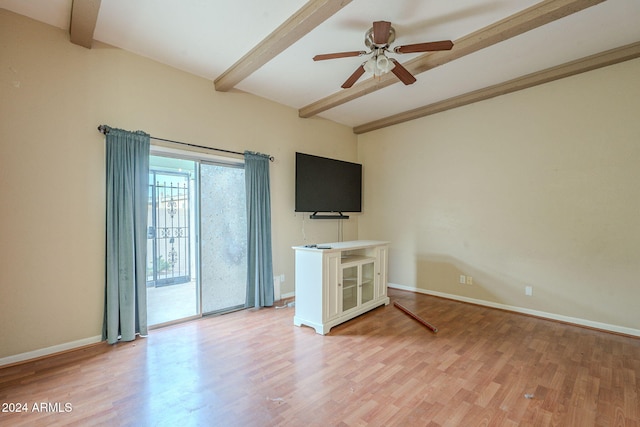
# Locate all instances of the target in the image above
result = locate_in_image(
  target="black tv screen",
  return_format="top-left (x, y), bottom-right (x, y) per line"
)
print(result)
top-left (295, 152), bottom-right (362, 213)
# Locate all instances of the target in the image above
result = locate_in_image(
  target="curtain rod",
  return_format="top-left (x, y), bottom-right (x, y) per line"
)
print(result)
top-left (97, 125), bottom-right (274, 162)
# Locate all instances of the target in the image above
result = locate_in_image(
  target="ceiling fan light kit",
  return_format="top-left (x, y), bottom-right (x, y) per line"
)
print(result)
top-left (314, 20), bottom-right (453, 89)
top-left (363, 52), bottom-right (395, 76)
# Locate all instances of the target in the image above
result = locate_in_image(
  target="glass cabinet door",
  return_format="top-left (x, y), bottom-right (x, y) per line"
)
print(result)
top-left (342, 265), bottom-right (358, 312)
top-left (361, 261), bottom-right (375, 304)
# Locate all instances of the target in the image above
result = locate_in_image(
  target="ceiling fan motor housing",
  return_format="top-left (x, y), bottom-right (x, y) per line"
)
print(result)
top-left (365, 25), bottom-right (396, 49)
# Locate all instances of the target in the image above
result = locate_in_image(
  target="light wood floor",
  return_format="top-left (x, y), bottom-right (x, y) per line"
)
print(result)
top-left (1, 289), bottom-right (639, 426)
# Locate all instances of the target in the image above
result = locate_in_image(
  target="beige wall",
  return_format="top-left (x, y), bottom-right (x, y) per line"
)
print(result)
top-left (0, 10), bottom-right (357, 359)
top-left (358, 57), bottom-right (640, 332)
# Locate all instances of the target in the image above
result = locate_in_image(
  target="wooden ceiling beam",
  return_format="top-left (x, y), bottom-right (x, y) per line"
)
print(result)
top-left (353, 42), bottom-right (640, 134)
top-left (214, 0), bottom-right (352, 92)
top-left (299, 0), bottom-right (606, 119)
top-left (69, 0), bottom-right (102, 49)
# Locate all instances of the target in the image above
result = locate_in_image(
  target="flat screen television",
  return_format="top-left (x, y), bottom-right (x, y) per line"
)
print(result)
top-left (295, 152), bottom-right (362, 218)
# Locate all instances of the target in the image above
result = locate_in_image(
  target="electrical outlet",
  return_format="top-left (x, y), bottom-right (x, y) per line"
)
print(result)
top-left (459, 275), bottom-right (466, 284)
top-left (280, 274), bottom-right (285, 283)
top-left (525, 286), bottom-right (533, 296)
top-left (466, 276), bottom-right (473, 285)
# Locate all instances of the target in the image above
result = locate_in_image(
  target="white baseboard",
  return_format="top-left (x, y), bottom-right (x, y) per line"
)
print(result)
top-left (281, 291), bottom-right (295, 299)
top-left (0, 335), bottom-right (103, 367)
top-left (388, 283), bottom-right (640, 338)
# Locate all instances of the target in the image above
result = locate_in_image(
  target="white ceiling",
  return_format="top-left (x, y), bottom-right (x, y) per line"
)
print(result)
top-left (2, 0), bottom-right (639, 130)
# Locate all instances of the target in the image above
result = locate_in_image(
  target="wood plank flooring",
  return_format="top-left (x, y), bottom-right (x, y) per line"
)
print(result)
top-left (1, 288), bottom-right (639, 426)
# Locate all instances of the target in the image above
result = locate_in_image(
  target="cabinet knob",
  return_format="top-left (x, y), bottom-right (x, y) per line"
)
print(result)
top-left (338, 283), bottom-right (341, 287)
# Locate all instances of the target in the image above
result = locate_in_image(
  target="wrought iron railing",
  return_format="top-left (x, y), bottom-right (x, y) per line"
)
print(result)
top-left (147, 170), bottom-right (191, 287)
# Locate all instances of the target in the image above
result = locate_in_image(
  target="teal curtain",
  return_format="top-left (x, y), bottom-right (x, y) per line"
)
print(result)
top-left (244, 151), bottom-right (274, 307)
top-left (103, 127), bottom-right (150, 344)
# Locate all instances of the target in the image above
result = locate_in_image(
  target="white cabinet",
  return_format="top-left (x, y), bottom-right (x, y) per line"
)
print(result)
top-left (293, 240), bottom-right (390, 334)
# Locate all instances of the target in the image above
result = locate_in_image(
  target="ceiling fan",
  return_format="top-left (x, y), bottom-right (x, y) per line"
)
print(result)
top-left (313, 21), bottom-right (454, 89)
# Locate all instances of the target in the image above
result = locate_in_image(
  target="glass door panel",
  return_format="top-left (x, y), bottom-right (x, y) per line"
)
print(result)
top-left (342, 265), bottom-right (358, 312)
top-left (361, 261), bottom-right (374, 304)
top-left (200, 162), bottom-right (247, 314)
top-left (146, 156), bottom-right (198, 326)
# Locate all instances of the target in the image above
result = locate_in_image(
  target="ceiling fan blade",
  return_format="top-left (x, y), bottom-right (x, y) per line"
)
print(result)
top-left (341, 65), bottom-right (366, 89)
top-left (394, 40), bottom-right (454, 54)
top-left (390, 59), bottom-right (416, 85)
top-left (313, 51), bottom-right (367, 61)
top-left (372, 21), bottom-right (392, 45)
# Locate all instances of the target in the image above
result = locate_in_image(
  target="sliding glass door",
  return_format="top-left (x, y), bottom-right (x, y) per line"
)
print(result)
top-left (146, 156), bottom-right (198, 325)
top-left (200, 162), bottom-right (247, 314)
top-left (146, 153), bottom-right (246, 326)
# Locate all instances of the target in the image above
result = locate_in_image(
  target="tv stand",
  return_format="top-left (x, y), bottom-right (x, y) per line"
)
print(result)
top-left (292, 240), bottom-right (389, 334)
top-left (310, 212), bottom-right (349, 219)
